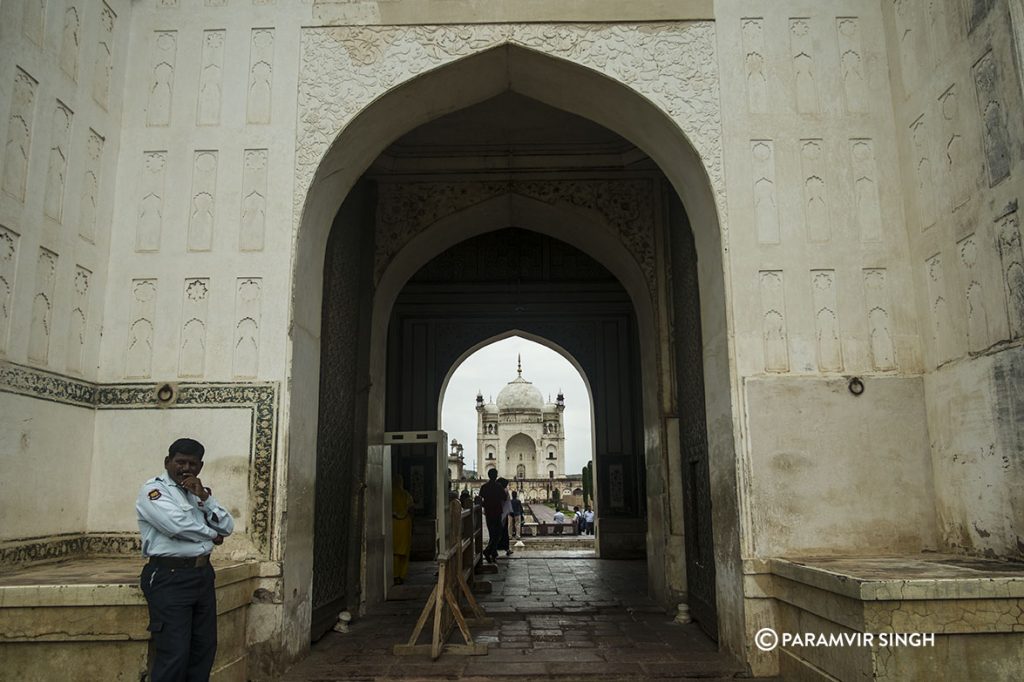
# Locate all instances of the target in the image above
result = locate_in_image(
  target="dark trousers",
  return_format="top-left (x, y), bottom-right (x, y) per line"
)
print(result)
top-left (140, 562), bottom-right (218, 682)
top-left (484, 514), bottom-right (503, 558)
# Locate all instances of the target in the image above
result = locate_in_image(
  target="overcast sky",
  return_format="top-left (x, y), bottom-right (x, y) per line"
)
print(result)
top-left (440, 336), bottom-right (593, 476)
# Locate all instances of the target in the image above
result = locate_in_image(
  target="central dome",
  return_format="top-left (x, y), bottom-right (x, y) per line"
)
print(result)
top-left (496, 375), bottom-right (544, 413)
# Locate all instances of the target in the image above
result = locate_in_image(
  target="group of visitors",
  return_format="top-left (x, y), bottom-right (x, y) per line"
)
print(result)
top-left (479, 469), bottom-right (525, 562)
top-left (573, 505), bottom-right (595, 535)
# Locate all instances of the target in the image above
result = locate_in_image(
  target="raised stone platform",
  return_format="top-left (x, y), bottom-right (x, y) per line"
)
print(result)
top-left (745, 554), bottom-right (1024, 681)
top-left (0, 558), bottom-right (262, 682)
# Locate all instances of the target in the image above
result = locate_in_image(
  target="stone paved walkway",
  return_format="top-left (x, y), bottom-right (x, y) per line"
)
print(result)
top-left (284, 558), bottom-right (764, 681)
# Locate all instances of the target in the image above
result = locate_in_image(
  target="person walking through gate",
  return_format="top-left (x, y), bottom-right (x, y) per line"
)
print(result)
top-left (510, 490), bottom-right (525, 539)
top-left (497, 478), bottom-right (514, 557)
top-left (584, 506), bottom-right (595, 535)
top-left (392, 472), bottom-right (415, 585)
top-left (136, 437), bottom-right (235, 682)
top-left (478, 468), bottom-right (507, 563)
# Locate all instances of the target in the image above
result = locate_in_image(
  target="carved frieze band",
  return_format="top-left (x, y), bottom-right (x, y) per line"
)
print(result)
top-left (296, 22), bottom-right (724, 230)
top-left (375, 178), bottom-right (658, 294)
top-left (0, 362), bottom-right (278, 557)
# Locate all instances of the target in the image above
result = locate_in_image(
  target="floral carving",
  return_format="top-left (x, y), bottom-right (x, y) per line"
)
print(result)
top-left (296, 22), bottom-right (725, 238)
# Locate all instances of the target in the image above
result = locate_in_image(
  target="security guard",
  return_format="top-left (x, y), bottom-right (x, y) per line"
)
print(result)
top-left (136, 437), bottom-right (234, 682)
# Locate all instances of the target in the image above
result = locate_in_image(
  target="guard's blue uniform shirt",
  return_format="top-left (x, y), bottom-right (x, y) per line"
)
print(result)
top-left (136, 473), bottom-right (235, 557)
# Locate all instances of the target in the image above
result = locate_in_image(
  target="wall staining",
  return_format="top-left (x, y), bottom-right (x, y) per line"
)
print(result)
top-left (187, 151), bottom-right (219, 251)
top-left (66, 266), bottom-right (90, 374)
top-left (179, 278), bottom-right (210, 377)
top-left (957, 235), bottom-right (992, 353)
top-left (43, 101), bottom-right (74, 223)
top-left (741, 18), bottom-right (768, 114)
top-left (233, 278), bottom-right (262, 378)
top-left (800, 139), bottom-right (831, 242)
top-left (0, 227), bottom-right (20, 355)
top-left (850, 139), bottom-right (883, 243)
top-left (78, 129), bottom-right (104, 243)
top-left (789, 18), bottom-right (818, 113)
top-left (197, 30), bottom-right (226, 126)
top-left (972, 50), bottom-right (1011, 187)
top-left (126, 279), bottom-right (157, 378)
top-left (751, 140), bottom-right (780, 244)
top-left (836, 18), bottom-right (867, 113)
top-left (939, 85), bottom-right (972, 211)
top-left (910, 115), bottom-right (938, 231)
top-left (925, 254), bottom-right (955, 365)
top-left (28, 248), bottom-right (59, 365)
top-left (147, 32), bottom-right (178, 127)
top-left (240, 149), bottom-right (268, 251)
top-left (136, 151), bottom-right (167, 252)
top-left (59, 5), bottom-right (81, 80)
top-left (969, 0), bottom-right (998, 34)
top-left (758, 270), bottom-right (789, 372)
top-left (23, 0), bottom-right (47, 46)
top-left (996, 206), bottom-right (1024, 339)
top-left (93, 3), bottom-right (115, 109)
top-left (862, 269), bottom-right (896, 370)
top-left (3, 68), bottom-right (39, 203)
top-left (247, 29), bottom-right (275, 124)
top-left (811, 270), bottom-right (843, 371)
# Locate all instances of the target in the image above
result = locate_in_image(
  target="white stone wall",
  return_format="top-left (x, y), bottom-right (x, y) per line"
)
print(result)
top-left (882, 0), bottom-right (1024, 559)
top-left (0, 0), bottom-right (131, 553)
top-left (716, 0), bottom-right (938, 561)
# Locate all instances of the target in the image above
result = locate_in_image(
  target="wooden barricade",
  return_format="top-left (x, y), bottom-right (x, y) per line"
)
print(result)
top-left (393, 499), bottom-right (492, 659)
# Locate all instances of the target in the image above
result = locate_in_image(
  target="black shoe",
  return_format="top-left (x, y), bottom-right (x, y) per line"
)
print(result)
top-left (505, 550), bottom-right (513, 556)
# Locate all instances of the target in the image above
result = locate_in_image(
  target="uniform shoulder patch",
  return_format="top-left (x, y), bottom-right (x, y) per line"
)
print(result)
top-left (148, 489), bottom-right (162, 500)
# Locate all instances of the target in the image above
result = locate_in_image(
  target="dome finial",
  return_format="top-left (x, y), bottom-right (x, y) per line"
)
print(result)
top-left (517, 354), bottom-right (522, 377)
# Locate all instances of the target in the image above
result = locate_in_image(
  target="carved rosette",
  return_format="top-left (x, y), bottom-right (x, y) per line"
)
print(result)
top-left (296, 22), bottom-right (725, 236)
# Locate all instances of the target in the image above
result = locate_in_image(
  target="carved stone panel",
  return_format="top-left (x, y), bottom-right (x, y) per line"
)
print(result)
top-left (187, 151), bottom-right (218, 252)
top-left (136, 151), bottom-right (167, 252)
top-left (247, 29), bottom-right (275, 125)
top-left (240, 149), bottom-right (268, 251)
top-left (996, 205), bottom-right (1024, 339)
top-left (800, 139), bottom-right (831, 243)
top-left (850, 139), bottom-right (883, 243)
top-left (836, 17), bottom-right (867, 113)
top-left (925, 254), bottom-right (955, 365)
top-left (67, 266), bottom-right (91, 375)
top-left (3, 68), bottom-right (38, 202)
top-left (79, 129), bottom-right (104, 243)
top-left (972, 50), bottom-right (1011, 187)
top-left (126, 279), bottom-right (157, 378)
top-left (179, 278), bottom-right (210, 377)
top-left (751, 140), bottom-right (780, 244)
top-left (862, 269), bottom-right (896, 371)
top-left (758, 270), bottom-right (789, 372)
top-left (93, 3), bottom-right (115, 109)
top-left (789, 18), bottom-right (818, 114)
top-left (197, 30), bottom-right (226, 126)
top-left (43, 101), bottom-right (74, 223)
top-left (147, 31), bottom-right (177, 127)
top-left (0, 226), bottom-right (19, 355)
top-left (894, 0), bottom-right (919, 93)
top-left (233, 278), bottom-right (262, 378)
top-left (811, 270), bottom-right (842, 372)
top-left (956, 234), bottom-right (992, 353)
top-left (741, 18), bottom-right (768, 114)
top-left (60, 4), bottom-right (81, 80)
top-left (939, 84), bottom-right (973, 212)
top-left (28, 248), bottom-right (59, 365)
top-left (910, 115), bottom-right (938, 231)
top-left (296, 23), bottom-right (723, 229)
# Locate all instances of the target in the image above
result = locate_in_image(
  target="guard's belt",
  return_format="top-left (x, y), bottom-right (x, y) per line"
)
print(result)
top-left (147, 554), bottom-right (211, 568)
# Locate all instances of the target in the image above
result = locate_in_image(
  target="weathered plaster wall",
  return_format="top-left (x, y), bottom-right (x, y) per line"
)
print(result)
top-left (715, 0), bottom-right (935, 561)
top-left (881, 0), bottom-right (1024, 559)
top-left (0, 0), bottom-right (130, 554)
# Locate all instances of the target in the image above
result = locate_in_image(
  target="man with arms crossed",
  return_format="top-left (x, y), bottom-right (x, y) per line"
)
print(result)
top-left (136, 438), bottom-right (235, 681)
